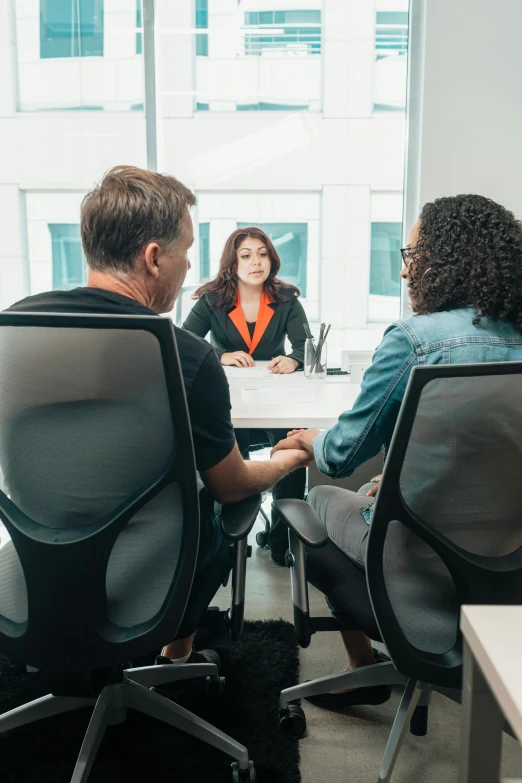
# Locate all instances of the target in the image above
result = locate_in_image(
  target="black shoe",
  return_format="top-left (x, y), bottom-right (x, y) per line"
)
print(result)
top-left (155, 648), bottom-right (221, 671)
top-left (305, 650), bottom-right (391, 709)
top-left (306, 683), bottom-right (392, 709)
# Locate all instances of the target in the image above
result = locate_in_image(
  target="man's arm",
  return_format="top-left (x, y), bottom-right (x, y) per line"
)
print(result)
top-left (201, 443), bottom-right (310, 505)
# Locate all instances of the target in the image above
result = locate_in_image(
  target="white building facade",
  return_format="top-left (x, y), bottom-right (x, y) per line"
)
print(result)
top-left (0, 0), bottom-right (409, 360)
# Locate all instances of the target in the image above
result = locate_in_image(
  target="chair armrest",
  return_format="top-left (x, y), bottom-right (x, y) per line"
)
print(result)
top-left (271, 499), bottom-right (328, 548)
top-left (221, 494), bottom-right (262, 541)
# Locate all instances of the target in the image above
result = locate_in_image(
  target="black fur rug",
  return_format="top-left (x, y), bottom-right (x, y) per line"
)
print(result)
top-left (0, 619), bottom-right (301, 783)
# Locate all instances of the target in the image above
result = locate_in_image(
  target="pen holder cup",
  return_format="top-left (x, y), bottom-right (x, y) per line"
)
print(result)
top-left (304, 338), bottom-right (327, 379)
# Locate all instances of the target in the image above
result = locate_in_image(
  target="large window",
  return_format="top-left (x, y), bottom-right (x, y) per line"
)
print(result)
top-left (40, 0), bottom-right (104, 59)
top-left (16, 0), bottom-right (144, 111)
top-left (238, 222), bottom-right (308, 296)
top-left (49, 224), bottom-right (86, 290)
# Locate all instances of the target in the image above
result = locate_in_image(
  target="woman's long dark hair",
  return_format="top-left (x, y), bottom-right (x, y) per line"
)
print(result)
top-left (408, 195), bottom-right (522, 330)
top-left (193, 227), bottom-right (299, 309)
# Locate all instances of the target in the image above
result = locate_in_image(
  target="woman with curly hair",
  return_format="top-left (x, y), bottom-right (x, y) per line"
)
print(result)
top-left (272, 194), bottom-right (522, 709)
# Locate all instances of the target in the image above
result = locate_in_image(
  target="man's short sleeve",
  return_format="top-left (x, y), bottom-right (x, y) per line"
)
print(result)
top-left (186, 349), bottom-right (236, 471)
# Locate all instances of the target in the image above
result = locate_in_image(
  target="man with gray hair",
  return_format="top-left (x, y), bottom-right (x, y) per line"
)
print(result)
top-left (7, 165), bottom-right (309, 667)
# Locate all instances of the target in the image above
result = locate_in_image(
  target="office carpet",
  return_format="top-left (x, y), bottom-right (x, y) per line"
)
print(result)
top-left (0, 619), bottom-right (301, 783)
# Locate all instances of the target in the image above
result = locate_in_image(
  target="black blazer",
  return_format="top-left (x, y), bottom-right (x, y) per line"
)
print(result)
top-left (183, 289), bottom-right (308, 365)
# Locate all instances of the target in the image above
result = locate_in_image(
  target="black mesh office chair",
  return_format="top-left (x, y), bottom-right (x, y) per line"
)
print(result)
top-left (274, 362), bottom-right (522, 783)
top-left (0, 312), bottom-right (259, 783)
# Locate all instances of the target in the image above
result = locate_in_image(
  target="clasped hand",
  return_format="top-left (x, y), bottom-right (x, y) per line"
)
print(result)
top-left (270, 428), bottom-right (320, 463)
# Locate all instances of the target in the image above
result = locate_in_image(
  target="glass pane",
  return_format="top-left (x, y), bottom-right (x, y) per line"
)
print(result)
top-left (40, 0), bottom-right (104, 59)
top-left (49, 224), bottom-right (86, 290)
top-left (199, 222), bottom-right (210, 279)
top-left (370, 222), bottom-right (401, 297)
top-left (16, 0), bottom-right (144, 111)
top-left (374, 5), bottom-right (409, 112)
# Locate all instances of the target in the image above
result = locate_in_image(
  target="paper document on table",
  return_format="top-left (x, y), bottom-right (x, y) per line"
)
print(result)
top-left (242, 386), bottom-right (318, 403)
top-left (225, 366), bottom-right (273, 380)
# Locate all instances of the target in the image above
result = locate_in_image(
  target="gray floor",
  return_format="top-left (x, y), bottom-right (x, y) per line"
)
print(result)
top-left (215, 504), bottom-right (522, 783)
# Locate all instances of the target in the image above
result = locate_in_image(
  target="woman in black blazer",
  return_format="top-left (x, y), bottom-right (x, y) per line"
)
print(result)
top-left (183, 226), bottom-right (309, 565)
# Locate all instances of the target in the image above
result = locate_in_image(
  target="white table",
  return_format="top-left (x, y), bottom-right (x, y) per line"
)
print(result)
top-left (460, 605), bottom-right (522, 783)
top-left (224, 361), bottom-right (360, 429)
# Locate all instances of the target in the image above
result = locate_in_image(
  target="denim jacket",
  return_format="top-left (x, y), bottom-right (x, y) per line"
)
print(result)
top-left (314, 307), bottom-right (522, 479)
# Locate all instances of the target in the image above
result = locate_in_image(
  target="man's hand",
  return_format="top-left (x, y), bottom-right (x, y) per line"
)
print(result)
top-left (270, 447), bottom-right (312, 470)
top-left (271, 428), bottom-right (320, 462)
top-left (221, 351), bottom-right (255, 368)
top-left (366, 473), bottom-right (382, 497)
top-left (267, 356), bottom-right (298, 374)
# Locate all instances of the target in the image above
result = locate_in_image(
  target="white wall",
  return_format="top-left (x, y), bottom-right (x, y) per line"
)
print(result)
top-left (409, 0), bottom-right (522, 219)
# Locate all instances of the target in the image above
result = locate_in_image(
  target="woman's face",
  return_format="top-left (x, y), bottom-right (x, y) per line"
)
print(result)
top-left (235, 237), bottom-right (271, 288)
top-left (401, 220), bottom-right (421, 305)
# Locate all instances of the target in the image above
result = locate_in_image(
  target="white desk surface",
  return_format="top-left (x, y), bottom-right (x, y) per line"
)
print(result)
top-left (224, 362), bottom-right (361, 429)
top-left (461, 605), bottom-right (522, 745)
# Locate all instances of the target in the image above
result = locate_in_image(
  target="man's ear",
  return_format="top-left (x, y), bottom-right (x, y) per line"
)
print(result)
top-left (143, 242), bottom-right (161, 279)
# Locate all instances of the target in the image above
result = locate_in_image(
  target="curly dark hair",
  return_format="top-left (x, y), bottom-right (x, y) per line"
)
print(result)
top-left (408, 195), bottom-right (522, 330)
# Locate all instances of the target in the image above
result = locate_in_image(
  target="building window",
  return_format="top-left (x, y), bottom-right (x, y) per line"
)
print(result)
top-left (373, 10), bottom-right (408, 112)
top-left (243, 10), bottom-right (321, 57)
top-left (199, 223), bottom-right (210, 280)
top-left (238, 223), bottom-right (308, 296)
top-left (40, 0), bottom-right (104, 59)
top-left (370, 223), bottom-right (402, 297)
top-left (236, 101), bottom-right (311, 111)
top-left (49, 224), bottom-right (86, 290)
top-left (136, 0), bottom-right (142, 55)
top-left (196, 0), bottom-right (208, 57)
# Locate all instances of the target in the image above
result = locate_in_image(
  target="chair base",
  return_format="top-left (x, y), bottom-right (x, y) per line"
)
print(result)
top-left (0, 664), bottom-right (251, 783)
top-left (280, 661), bottom-right (433, 783)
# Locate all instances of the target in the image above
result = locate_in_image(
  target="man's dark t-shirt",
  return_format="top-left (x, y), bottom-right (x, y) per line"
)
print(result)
top-left (7, 288), bottom-right (236, 473)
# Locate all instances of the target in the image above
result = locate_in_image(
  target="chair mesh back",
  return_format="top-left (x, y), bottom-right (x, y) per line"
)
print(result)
top-left (383, 373), bottom-right (522, 653)
top-left (0, 326), bottom-right (182, 629)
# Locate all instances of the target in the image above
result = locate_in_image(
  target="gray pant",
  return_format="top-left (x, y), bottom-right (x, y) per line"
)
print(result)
top-left (307, 483), bottom-right (376, 569)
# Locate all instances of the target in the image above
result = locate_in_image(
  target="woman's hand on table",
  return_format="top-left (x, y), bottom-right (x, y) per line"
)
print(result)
top-left (221, 351), bottom-right (255, 368)
top-left (267, 356), bottom-right (299, 374)
top-left (271, 428), bottom-right (320, 463)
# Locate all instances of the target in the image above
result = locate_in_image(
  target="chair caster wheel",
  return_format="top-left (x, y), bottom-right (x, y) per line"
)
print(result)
top-left (279, 704), bottom-right (306, 738)
top-left (231, 760), bottom-right (256, 782)
top-left (205, 675), bottom-right (226, 696)
top-left (256, 531), bottom-right (268, 548)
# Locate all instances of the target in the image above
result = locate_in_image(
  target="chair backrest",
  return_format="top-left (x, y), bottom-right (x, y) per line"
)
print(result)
top-left (367, 362), bottom-right (522, 688)
top-left (0, 313), bottom-right (200, 671)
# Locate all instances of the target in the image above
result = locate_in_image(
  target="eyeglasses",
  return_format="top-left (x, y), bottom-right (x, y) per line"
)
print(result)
top-left (400, 246), bottom-right (416, 266)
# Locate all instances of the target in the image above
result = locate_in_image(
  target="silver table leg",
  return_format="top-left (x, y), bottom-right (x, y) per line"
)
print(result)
top-left (459, 640), bottom-right (503, 783)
